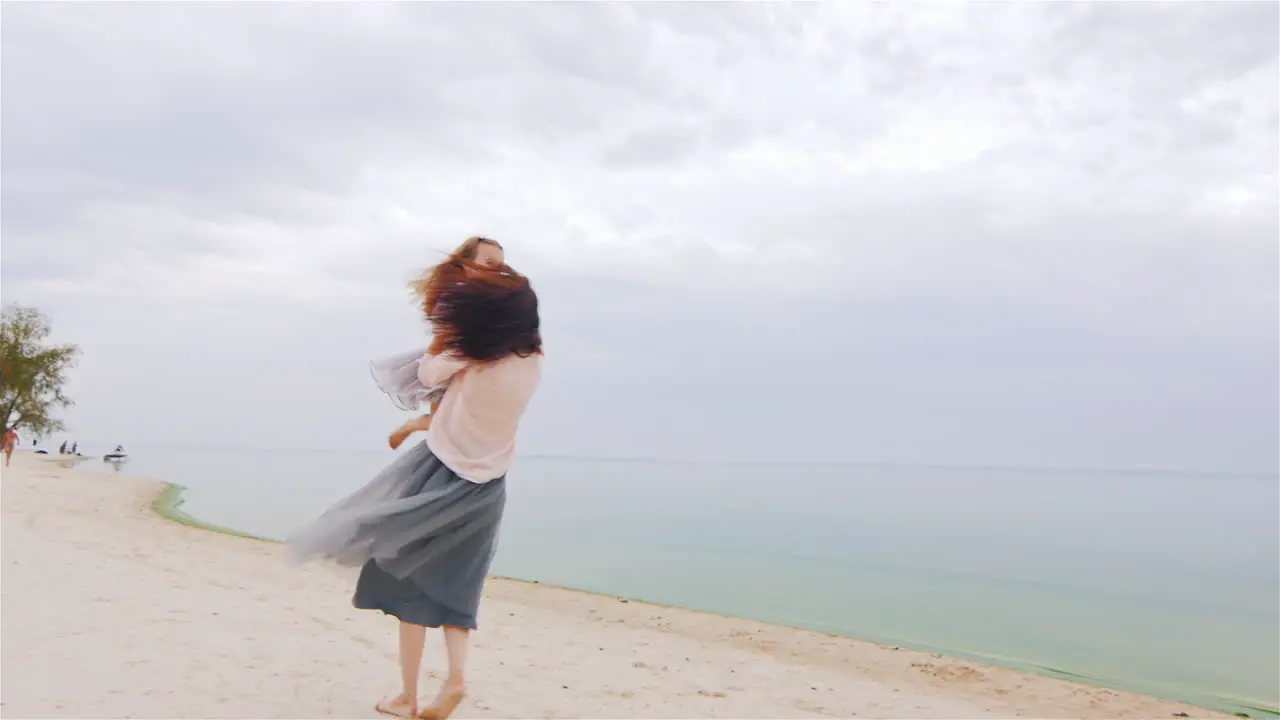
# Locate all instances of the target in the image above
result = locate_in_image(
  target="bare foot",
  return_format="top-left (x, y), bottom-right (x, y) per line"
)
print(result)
top-left (388, 424), bottom-right (414, 451)
top-left (389, 416), bottom-right (431, 450)
top-left (376, 693), bottom-right (418, 718)
top-left (418, 684), bottom-right (466, 720)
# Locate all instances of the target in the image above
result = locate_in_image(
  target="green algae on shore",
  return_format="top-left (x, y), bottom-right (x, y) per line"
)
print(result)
top-left (150, 483), bottom-right (277, 543)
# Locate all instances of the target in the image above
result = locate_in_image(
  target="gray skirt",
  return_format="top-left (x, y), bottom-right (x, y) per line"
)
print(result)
top-left (287, 441), bottom-right (506, 629)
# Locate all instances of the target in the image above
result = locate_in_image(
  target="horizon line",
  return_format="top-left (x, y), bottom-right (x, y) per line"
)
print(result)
top-left (26, 440), bottom-right (1278, 478)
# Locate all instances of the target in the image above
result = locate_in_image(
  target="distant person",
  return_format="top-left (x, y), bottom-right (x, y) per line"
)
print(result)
top-left (71, 442), bottom-right (78, 455)
top-left (58, 441), bottom-right (67, 455)
top-left (289, 254), bottom-right (542, 719)
top-left (2, 427), bottom-right (17, 467)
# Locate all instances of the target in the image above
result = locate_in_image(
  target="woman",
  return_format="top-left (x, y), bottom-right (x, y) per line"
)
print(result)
top-left (2, 426), bottom-right (17, 467)
top-left (289, 259), bottom-right (542, 719)
top-left (377, 237), bottom-right (507, 451)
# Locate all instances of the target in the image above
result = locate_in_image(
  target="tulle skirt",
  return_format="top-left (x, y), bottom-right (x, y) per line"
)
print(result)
top-left (287, 441), bottom-right (505, 629)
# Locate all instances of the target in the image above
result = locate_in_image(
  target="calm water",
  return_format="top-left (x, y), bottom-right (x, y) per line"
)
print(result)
top-left (98, 444), bottom-right (1277, 716)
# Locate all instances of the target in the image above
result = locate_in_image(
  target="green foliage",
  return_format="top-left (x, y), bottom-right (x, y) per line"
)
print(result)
top-left (0, 304), bottom-right (80, 437)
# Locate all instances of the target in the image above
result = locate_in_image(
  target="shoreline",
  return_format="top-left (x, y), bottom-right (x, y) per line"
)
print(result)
top-left (143, 482), bottom-right (1222, 711)
top-left (1, 452), bottom-right (1256, 718)
top-left (150, 481), bottom-right (275, 542)
top-left (145, 479), bottom-right (1273, 719)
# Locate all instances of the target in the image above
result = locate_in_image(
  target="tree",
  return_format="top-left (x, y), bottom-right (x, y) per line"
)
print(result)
top-left (0, 304), bottom-right (80, 438)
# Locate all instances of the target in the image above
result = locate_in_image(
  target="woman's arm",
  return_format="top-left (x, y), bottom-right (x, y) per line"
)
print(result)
top-left (418, 352), bottom-right (469, 388)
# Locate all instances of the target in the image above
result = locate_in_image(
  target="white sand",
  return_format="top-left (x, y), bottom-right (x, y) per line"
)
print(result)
top-left (0, 452), bottom-right (1225, 719)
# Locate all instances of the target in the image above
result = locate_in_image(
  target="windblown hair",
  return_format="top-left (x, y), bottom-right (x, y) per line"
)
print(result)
top-left (425, 264), bottom-right (542, 363)
top-left (412, 237), bottom-right (503, 317)
top-left (411, 237), bottom-right (505, 355)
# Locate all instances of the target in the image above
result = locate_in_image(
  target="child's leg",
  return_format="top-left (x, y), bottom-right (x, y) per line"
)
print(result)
top-left (388, 396), bottom-right (442, 450)
top-left (388, 415), bottom-right (432, 450)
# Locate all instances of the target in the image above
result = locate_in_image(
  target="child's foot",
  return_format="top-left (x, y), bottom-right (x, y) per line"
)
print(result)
top-left (389, 416), bottom-right (431, 450)
top-left (388, 425), bottom-right (414, 451)
top-left (418, 683), bottom-right (466, 720)
top-left (376, 693), bottom-right (418, 718)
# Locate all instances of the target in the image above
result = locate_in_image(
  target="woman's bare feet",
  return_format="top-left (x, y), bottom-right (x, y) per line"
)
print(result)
top-left (376, 693), bottom-right (418, 718)
top-left (418, 683), bottom-right (466, 720)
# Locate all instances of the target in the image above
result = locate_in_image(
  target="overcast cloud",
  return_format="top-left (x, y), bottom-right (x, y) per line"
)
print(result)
top-left (2, 2), bottom-right (1276, 472)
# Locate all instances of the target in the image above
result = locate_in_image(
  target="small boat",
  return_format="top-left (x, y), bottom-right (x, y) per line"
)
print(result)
top-left (103, 445), bottom-right (128, 461)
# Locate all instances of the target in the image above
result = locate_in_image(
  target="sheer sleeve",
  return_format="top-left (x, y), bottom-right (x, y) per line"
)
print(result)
top-left (418, 352), bottom-right (469, 387)
top-left (368, 348), bottom-right (446, 411)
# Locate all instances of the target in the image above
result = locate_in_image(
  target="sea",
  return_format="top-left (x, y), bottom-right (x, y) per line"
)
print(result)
top-left (86, 443), bottom-right (1278, 717)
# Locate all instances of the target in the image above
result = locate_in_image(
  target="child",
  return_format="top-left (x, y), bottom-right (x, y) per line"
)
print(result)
top-left (372, 237), bottom-right (506, 450)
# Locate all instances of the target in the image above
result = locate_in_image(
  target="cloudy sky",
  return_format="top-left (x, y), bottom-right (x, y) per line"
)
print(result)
top-left (2, 2), bottom-right (1276, 472)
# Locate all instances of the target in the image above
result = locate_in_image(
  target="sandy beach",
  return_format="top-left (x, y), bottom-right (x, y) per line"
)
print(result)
top-left (0, 452), bottom-right (1226, 719)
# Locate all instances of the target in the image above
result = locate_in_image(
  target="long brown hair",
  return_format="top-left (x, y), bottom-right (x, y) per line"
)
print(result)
top-left (426, 264), bottom-right (542, 363)
top-left (411, 237), bottom-right (504, 355)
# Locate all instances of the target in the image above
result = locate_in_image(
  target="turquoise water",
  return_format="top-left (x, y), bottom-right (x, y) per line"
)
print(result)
top-left (99, 444), bottom-right (1278, 717)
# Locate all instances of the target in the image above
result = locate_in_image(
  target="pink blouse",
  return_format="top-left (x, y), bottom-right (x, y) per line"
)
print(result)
top-left (417, 352), bottom-right (542, 483)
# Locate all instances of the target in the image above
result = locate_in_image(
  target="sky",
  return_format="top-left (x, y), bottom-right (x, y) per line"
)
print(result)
top-left (2, 2), bottom-right (1276, 472)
